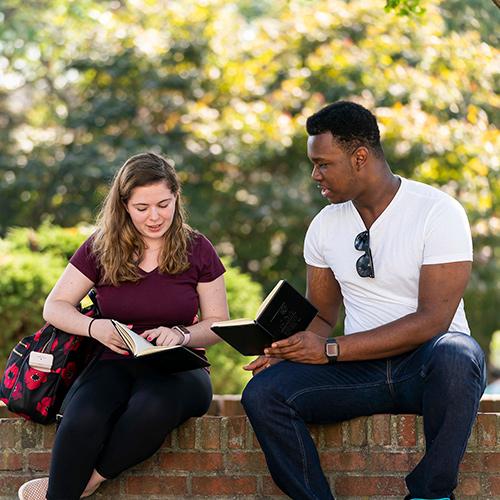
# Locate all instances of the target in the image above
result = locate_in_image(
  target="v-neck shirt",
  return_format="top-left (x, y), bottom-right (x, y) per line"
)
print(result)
top-left (70, 232), bottom-right (225, 334)
top-left (304, 177), bottom-right (472, 335)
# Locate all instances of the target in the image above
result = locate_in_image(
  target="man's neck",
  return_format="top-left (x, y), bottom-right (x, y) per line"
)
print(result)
top-left (353, 171), bottom-right (401, 229)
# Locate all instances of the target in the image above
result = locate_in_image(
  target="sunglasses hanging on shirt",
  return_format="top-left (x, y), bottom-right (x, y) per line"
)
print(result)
top-left (354, 230), bottom-right (375, 278)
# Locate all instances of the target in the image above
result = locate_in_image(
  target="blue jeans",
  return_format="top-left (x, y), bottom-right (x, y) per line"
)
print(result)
top-left (242, 332), bottom-right (486, 500)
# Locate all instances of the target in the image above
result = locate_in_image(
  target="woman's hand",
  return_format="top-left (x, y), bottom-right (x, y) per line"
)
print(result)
top-left (243, 355), bottom-right (283, 376)
top-left (141, 327), bottom-right (184, 347)
top-left (90, 319), bottom-right (130, 356)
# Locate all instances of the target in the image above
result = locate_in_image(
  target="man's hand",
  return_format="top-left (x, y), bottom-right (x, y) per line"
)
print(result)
top-left (263, 331), bottom-right (329, 364)
top-left (243, 355), bottom-right (283, 375)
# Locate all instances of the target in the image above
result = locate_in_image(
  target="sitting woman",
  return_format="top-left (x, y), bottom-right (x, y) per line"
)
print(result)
top-left (18, 152), bottom-right (229, 500)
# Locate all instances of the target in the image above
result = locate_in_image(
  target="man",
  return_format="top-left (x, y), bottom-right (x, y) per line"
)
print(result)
top-left (242, 101), bottom-right (486, 500)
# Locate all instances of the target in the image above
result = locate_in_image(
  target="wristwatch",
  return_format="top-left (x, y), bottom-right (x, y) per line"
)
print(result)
top-left (171, 325), bottom-right (191, 346)
top-left (325, 338), bottom-right (339, 363)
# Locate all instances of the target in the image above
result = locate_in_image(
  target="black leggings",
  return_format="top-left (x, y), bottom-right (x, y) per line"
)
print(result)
top-left (47, 358), bottom-right (212, 500)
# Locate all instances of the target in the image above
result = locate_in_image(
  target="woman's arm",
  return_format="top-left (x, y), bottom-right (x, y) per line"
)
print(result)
top-left (187, 274), bottom-right (230, 347)
top-left (44, 263), bottom-right (129, 355)
top-left (143, 274), bottom-right (229, 348)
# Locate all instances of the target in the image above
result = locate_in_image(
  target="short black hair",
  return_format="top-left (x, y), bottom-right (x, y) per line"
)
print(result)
top-left (306, 101), bottom-right (384, 158)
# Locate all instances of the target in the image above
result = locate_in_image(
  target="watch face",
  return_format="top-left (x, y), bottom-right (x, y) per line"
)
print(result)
top-left (326, 341), bottom-right (339, 357)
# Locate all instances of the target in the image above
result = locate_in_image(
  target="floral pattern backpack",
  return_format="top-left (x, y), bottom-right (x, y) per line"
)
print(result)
top-left (0, 291), bottom-right (100, 424)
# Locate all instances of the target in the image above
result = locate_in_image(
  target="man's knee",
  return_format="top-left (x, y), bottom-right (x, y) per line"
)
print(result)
top-left (241, 374), bottom-right (268, 414)
top-left (242, 369), bottom-right (286, 418)
top-left (430, 332), bottom-right (486, 382)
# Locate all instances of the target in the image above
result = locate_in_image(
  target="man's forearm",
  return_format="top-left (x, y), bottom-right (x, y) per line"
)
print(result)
top-left (307, 314), bottom-right (335, 338)
top-left (336, 311), bottom-right (451, 361)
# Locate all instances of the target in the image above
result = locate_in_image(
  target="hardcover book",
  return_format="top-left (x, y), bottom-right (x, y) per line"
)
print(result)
top-left (210, 280), bottom-right (318, 356)
top-left (111, 320), bottom-right (210, 372)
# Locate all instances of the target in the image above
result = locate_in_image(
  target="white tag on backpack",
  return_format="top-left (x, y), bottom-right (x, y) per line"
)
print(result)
top-left (29, 352), bottom-right (54, 372)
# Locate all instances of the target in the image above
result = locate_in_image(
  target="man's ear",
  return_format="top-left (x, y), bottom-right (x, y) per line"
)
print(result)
top-left (351, 147), bottom-right (368, 171)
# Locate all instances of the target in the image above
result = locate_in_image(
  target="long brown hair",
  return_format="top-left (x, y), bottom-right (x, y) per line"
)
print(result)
top-left (92, 152), bottom-right (194, 285)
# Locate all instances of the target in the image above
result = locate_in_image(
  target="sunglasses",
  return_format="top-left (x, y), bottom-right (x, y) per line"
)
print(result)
top-left (354, 230), bottom-right (375, 278)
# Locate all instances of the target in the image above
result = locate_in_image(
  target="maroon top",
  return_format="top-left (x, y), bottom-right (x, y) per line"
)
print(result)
top-left (70, 232), bottom-right (225, 360)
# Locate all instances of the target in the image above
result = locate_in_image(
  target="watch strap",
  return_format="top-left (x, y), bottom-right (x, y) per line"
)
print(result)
top-left (172, 325), bottom-right (191, 346)
top-left (325, 337), bottom-right (339, 363)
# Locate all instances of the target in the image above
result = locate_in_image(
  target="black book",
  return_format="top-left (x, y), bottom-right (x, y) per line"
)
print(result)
top-left (111, 320), bottom-right (210, 372)
top-left (210, 280), bottom-right (318, 356)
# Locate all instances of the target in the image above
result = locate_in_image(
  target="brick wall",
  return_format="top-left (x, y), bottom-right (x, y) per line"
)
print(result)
top-left (0, 398), bottom-right (499, 499)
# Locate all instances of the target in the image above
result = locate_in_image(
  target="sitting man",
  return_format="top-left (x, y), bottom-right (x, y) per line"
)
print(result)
top-left (242, 100), bottom-right (486, 500)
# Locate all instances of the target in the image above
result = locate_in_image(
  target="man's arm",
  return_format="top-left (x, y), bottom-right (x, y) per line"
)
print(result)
top-left (265, 261), bottom-right (471, 363)
top-left (305, 264), bottom-right (343, 337)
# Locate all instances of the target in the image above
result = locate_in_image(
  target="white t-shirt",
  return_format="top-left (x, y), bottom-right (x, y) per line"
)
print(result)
top-left (304, 177), bottom-right (472, 335)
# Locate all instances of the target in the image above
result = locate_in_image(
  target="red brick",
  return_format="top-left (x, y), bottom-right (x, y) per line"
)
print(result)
top-left (349, 417), bottom-right (368, 446)
top-left (218, 395), bottom-right (245, 416)
top-left (226, 416), bottom-right (246, 449)
top-left (309, 424), bottom-right (322, 447)
top-left (395, 415), bottom-right (417, 447)
top-left (128, 452), bottom-right (158, 472)
top-left (485, 476), bottom-right (500, 496)
top-left (198, 416), bottom-right (221, 450)
top-left (21, 424), bottom-right (43, 449)
top-left (484, 452), bottom-right (500, 471)
top-left (0, 451), bottom-right (22, 470)
top-left (177, 420), bottom-right (196, 449)
top-left (191, 475), bottom-right (257, 495)
top-left (42, 425), bottom-right (56, 448)
top-left (323, 422), bottom-right (343, 448)
top-left (97, 477), bottom-right (122, 496)
top-left (0, 475), bottom-right (33, 494)
top-left (27, 451), bottom-right (51, 471)
top-left (460, 452), bottom-right (483, 472)
top-left (321, 451), bottom-right (367, 472)
top-left (477, 413), bottom-right (497, 447)
top-left (251, 430), bottom-right (262, 450)
top-left (0, 419), bottom-right (22, 448)
top-left (415, 416), bottom-right (425, 448)
top-left (370, 452), bottom-right (421, 472)
top-left (261, 475), bottom-right (285, 496)
top-left (456, 475), bottom-right (481, 495)
top-left (207, 398), bottom-right (221, 415)
top-left (334, 475), bottom-right (406, 496)
top-left (371, 414), bottom-right (391, 446)
top-left (161, 430), bottom-right (173, 448)
top-left (158, 451), bottom-right (223, 472)
top-left (125, 475), bottom-right (188, 495)
top-left (225, 451), bottom-right (268, 472)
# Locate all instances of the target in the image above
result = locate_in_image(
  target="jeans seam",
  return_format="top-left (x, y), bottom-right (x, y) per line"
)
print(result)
top-left (386, 359), bottom-right (396, 399)
top-left (289, 406), bottom-right (310, 495)
top-left (286, 381), bottom-right (389, 404)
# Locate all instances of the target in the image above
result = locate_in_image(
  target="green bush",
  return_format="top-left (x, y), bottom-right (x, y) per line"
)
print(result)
top-left (207, 259), bottom-right (263, 394)
top-left (0, 224), bottom-right (262, 394)
top-left (0, 242), bottom-right (65, 357)
top-left (5, 221), bottom-right (94, 260)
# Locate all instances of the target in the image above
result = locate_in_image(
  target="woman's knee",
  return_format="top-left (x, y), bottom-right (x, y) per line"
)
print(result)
top-left (58, 402), bottom-right (110, 437)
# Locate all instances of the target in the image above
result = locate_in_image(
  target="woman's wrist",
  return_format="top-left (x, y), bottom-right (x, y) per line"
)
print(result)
top-left (88, 318), bottom-right (97, 339)
top-left (171, 325), bottom-right (191, 346)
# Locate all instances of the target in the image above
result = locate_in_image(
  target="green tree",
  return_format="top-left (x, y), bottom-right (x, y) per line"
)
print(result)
top-left (0, 0), bottom-right (498, 352)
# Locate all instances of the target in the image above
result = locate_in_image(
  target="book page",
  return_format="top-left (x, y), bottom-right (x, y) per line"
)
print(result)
top-left (211, 319), bottom-right (254, 328)
top-left (111, 321), bottom-right (180, 356)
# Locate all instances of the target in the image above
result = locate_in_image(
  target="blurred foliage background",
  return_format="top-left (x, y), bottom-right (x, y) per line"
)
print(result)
top-left (0, 0), bottom-right (498, 392)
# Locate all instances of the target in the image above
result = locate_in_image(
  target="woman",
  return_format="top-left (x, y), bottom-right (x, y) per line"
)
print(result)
top-left (18, 152), bottom-right (229, 500)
